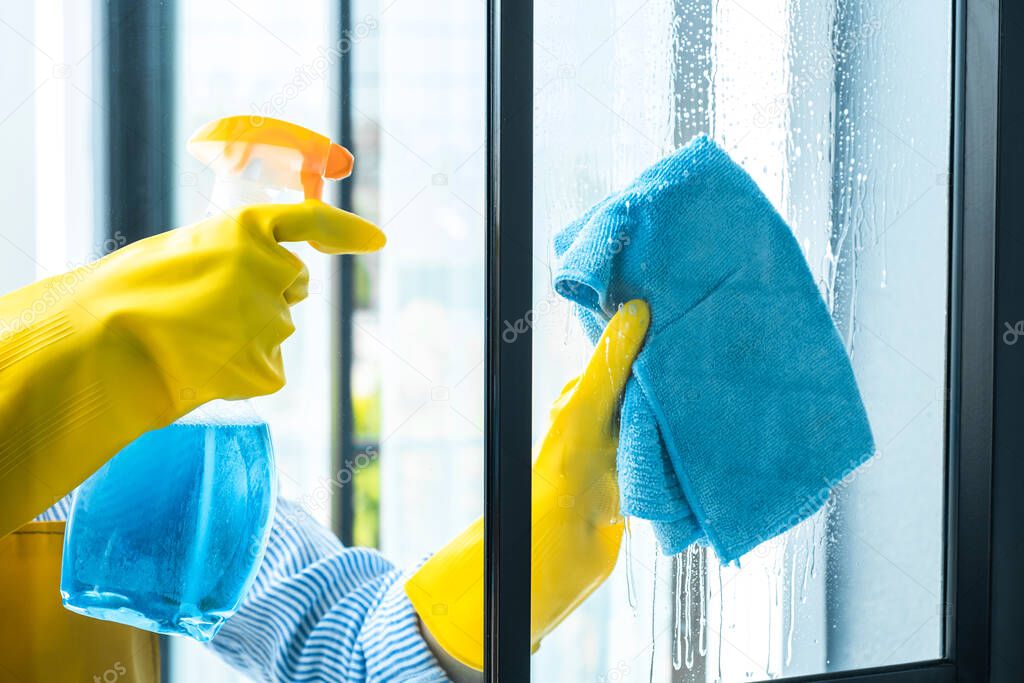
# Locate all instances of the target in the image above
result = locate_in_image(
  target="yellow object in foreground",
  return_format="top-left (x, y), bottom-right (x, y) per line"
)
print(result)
top-left (405, 300), bottom-right (651, 671)
top-left (0, 200), bottom-right (385, 538)
top-left (0, 521), bottom-right (159, 682)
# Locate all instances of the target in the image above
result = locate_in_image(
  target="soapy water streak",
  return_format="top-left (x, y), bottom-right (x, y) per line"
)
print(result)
top-left (636, 509), bottom-right (829, 682)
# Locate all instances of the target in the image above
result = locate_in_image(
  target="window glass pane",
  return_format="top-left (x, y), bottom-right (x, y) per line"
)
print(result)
top-left (350, 0), bottom-right (486, 569)
top-left (532, 1), bottom-right (950, 680)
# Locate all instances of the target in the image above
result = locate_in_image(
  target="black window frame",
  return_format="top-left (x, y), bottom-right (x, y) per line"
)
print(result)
top-left (485, 0), bottom-right (533, 680)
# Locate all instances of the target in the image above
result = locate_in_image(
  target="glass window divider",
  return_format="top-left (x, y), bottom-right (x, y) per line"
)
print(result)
top-left (486, 0), bottom-right (534, 679)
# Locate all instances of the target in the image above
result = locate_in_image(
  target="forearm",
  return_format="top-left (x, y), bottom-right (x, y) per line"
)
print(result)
top-left (0, 274), bottom-right (174, 537)
top-left (208, 499), bottom-right (451, 683)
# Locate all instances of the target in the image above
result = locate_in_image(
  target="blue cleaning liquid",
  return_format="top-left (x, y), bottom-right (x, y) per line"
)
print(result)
top-left (60, 401), bottom-right (276, 642)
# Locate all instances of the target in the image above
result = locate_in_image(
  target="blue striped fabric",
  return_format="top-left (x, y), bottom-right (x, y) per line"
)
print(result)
top-left (39, 496), bottom-right (450, 683)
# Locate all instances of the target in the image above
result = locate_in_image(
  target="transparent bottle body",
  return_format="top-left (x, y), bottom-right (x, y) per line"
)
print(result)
top-left (61, 400), bottom-right (277, 641)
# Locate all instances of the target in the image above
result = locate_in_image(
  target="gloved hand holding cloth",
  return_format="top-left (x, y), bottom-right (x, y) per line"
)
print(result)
top-left (406, 299), bottom-right (651, 672)
top-left (0, 200), bottom-right (385, 537)
top-left (552, 135), bottom-right (875, 562)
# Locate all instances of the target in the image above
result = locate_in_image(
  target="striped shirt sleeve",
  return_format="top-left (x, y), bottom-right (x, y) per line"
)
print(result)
top-left (38, 496), bottom-right (451, 683)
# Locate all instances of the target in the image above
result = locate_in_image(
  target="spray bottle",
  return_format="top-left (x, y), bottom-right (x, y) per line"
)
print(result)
top-left (60, 116), bottom-right (353, 641)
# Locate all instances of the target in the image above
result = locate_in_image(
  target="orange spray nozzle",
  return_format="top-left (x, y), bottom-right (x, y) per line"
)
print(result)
top-left (187, 115), bottom-right (354, 201)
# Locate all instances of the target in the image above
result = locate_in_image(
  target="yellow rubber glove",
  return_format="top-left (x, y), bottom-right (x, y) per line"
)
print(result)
top-left (405, 300), bottom-right (650, 671)
top-left (0, 200), bottom-right (384, 538)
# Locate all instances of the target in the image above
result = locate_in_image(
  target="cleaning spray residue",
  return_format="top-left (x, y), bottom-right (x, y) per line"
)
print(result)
top-left (672, 552), bottom-right (684, 671)
top-left (715, 561), bottom-right (724, 682)
top-left (648, 546), bottom-right (659, 683)
top-left (684, 545), bottom-right (695, 670)
top-left (625, 517), bottom-right (640, 618)
top-left (698, 547), bottom-right (708, 658)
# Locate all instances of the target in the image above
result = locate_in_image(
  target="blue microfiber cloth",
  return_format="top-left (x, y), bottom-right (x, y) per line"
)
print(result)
top-left (552, 135), bottom-right (875, 562)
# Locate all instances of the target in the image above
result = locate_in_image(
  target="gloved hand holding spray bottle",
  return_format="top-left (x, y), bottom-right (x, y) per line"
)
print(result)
top-left (60, 116), bottom-right (355, 641)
